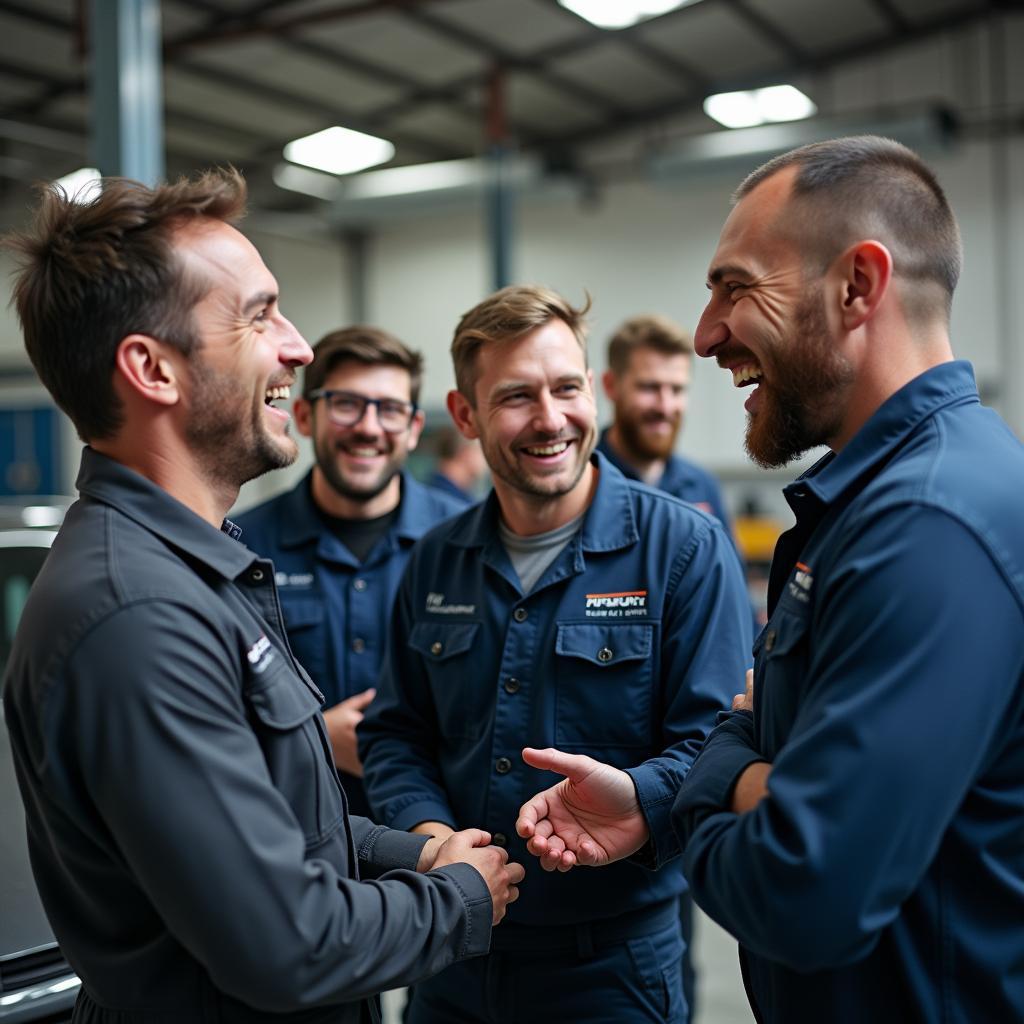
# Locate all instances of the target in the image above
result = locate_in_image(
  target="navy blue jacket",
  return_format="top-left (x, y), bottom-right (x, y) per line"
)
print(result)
top-left (673, 362), bottom-right (1024, 1023)
top-left (360, 452), bottom-right (752, 927)
top-left (235, 472), bottom-right (465, 816)
top-left (597, 429), bottom-right (733, 533)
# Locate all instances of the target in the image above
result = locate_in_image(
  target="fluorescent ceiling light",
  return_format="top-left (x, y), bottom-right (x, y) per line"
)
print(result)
top-left (558, 0), bottom-right (699, 30)
top-left (343, 159), bottom-right (484, 200)
top-left (283, 126), bottom-right (394, 175)
top-left (704, 85), bottom-right (816, 129)
top-left (273, 163), bottom-right (342, 200)
top-left (54, 166), bottom-right (101, 201)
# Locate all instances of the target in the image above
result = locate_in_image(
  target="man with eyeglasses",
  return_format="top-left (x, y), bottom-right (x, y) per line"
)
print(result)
top-left (236, 326), bottom-right (468, 816)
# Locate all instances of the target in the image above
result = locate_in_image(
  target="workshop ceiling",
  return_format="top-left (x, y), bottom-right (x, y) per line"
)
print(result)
top-left (0, 0), bottom-right (1018, 217)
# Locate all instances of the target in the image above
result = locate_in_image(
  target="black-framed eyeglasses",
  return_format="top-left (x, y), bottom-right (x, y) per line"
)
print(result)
top-left (307, 389), bottom-right (418, 433)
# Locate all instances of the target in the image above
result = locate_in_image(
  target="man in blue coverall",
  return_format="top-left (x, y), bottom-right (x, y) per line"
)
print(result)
top-left (360, 284), bottom-right (752, 1023)
top-left (236, 326), bottom-right (466, 816)
top-left (598, 313), bottom-right (732, 531)
top-left (515, 136), bottom-right (1024, 1023)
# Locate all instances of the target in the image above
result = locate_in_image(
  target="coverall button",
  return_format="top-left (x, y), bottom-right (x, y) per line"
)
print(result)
top-left (495, 756), bottom-right (512, 774)
top-left (764, 629), bottom-right (776, 652)
top-left (513, 607), bottom-right (527, 623)
top-left (430, 641), bottom-right (443, 656)
top-left (492, 832), bottom-right (507, 847)
top-left (352, 637), bottom-right (366, 653)
top-left (597, 647), bottom-right (613, 663)
top-left (353, 578), bottom-right (368, 592)
top-left (504, 677), bottom-right (521, 694)
top-left (249, 567), bottom-right (264, 583)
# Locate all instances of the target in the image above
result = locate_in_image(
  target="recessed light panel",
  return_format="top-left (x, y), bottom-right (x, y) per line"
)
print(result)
top-left (283, 127), bottom-right (394, 175)
top-left (558, 0), bottom-right (700, 31)
top-left (704, 85), bottom-right (817, 129)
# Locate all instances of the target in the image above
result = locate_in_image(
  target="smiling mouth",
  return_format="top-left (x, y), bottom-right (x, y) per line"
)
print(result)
top-left (731, 364), bottom-right (763, 387)
top-left (342, 445), bottom-right (385, 458)
top-left (264, 384), bottom-right (291, 405)
top-left (522, 440), bottom-right (571, 458)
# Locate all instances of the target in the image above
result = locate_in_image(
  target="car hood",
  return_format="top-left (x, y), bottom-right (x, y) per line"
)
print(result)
top-left (0, 704), bottom-right (59, 956)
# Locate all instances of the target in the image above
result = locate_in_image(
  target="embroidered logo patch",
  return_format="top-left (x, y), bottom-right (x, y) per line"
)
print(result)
top-left (585, 590), bottom-right (648, 618)
top-left (274, 571), bottom-right (315, 588)
top-left (787, 562), bottom-right (813, 603)
top-left (426, 591), bottom-right (476, 615)
top-left (246, 634), bottom-right (276, 674)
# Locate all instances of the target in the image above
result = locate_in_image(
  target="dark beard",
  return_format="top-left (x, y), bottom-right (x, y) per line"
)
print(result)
top-left (746, 289), bottom-right (854, 469)
top-left (615, 410), bottom-right (681, 462)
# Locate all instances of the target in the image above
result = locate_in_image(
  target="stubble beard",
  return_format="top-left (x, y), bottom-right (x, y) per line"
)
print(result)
top-left (314, 432), bottom-right (405, 505)
top-left (745, 290), bottom-right (854, 469)
top-left (187, 365), bottom-right (297, 489)
top-left (485, 428), bottom-right (597, 501)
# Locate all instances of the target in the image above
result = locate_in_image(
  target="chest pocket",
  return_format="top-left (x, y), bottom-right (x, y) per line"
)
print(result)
top-left (277, 594), bottom-right (328, 683)
top-left (408, 621), bottom-right (485, 740)
top-left (245, 654), bottom-right (345, 847)
top-left (755, 602), bottom-right (812, 760)
top-left (554, 622), bottom-right (654, 750)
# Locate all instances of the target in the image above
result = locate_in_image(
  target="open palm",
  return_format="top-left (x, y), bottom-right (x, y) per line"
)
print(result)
top-left (516, 747), bottom-right (651, 871)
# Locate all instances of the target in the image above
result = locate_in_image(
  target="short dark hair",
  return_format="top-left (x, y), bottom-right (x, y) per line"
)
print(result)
top-left (3, 169), bottom-right (247, 442)
top-left (303, 325), bottom-right (423, 405)
top-left (451, 284), bottom-right (590, 403)
top-left (606, 314), bottom-right (693, 375)
top-left (736, 135), bottom-right (961, 323)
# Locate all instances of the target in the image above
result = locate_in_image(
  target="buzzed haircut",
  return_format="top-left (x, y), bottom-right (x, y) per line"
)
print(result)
top-left (3, 168), bottom-right (247, 442)
top-left (607, 314), bottom-right (693, 376)
top-left (303, 325), bottom-right (423, 405)
top-left (737, 135), bottom-right (962, 323)
top-left (451, 284), bottom-right (590, 403)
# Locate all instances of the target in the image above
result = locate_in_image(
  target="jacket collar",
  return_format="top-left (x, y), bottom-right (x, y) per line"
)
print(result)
top-left (274, 469), bottom-right (439, 550)
top-left (786, 360), bottom-right (979, 512)
top-left (75, 447), bottom-right (257, 580)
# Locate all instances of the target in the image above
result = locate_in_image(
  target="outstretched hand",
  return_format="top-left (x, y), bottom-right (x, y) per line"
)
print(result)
top-left (515, 747), bottom-right (650, 872)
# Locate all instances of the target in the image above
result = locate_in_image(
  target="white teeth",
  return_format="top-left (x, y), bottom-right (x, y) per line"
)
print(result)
top-left (524, 441), bottom-right (569, 457)
top-left (265, 385), bottom-right (290, 402)
top-left (348, 447), bottom-right (382, 457)
top-left (731, 365), bottom-right (763, 386)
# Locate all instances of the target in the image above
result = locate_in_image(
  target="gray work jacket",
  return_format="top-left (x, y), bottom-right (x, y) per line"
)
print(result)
top-left (3, 447), bottom-right (492, 1024)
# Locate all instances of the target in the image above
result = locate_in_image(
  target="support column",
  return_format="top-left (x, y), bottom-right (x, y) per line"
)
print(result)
top-left (91, 0), bottom-right (164, 184)
top-left (485, 66), bottom-right (513, 290)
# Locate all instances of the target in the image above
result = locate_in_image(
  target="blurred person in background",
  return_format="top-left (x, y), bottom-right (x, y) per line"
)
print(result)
top-left (236, 326), bottom-right (467, 817)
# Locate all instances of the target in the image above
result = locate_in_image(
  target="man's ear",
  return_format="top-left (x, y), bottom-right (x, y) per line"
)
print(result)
top-left (446, 389), bottom-right (479, 440)
top-left (601, 368), bottom-right (618, 402)
top-left (293, 396), bottom-right (314, 438)
top-left (834, 240), bottom-right (893, 332)
top-left (406, 408), bottom-right (426, 453)
top-left (114, 335), bottom-right (180, 407)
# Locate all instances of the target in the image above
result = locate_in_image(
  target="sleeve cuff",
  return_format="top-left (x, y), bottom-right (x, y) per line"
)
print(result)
top-left (357, 823), bottom-right (430, 877)
top-left (430, 862), bottom-right (493, 959)
top-left (672, 710), bottom-right (767, 846)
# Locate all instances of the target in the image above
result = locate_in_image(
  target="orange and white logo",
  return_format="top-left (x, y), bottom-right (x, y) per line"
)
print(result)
top-left (585, 590), bottom-right (648, 618)
top-left (788, 562), bottom-right (813, 603)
